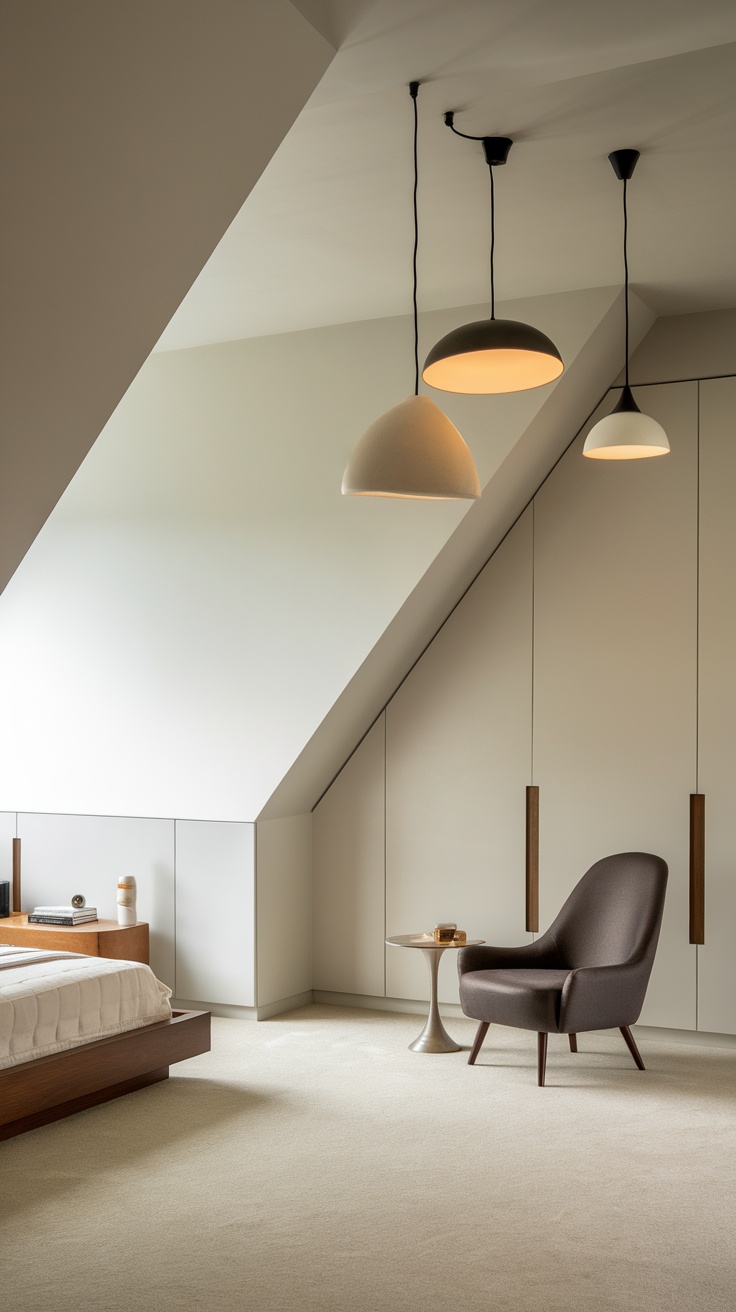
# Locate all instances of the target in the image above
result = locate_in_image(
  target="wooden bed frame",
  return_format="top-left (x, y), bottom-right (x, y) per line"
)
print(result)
top-left (0, 1009), bottom-right (211, 1141)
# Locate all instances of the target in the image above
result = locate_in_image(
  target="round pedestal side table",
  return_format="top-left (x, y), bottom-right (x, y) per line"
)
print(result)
top-left (385, 934), bottom-right (485, 1054)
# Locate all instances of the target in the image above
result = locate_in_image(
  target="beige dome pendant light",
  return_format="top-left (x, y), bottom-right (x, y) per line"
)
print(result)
top-left (422, 117), bottom-right (564, 394)
top-left (583, 150), bottom-right (669, 460)
top-left (342, 83), bottom-right (480, 500)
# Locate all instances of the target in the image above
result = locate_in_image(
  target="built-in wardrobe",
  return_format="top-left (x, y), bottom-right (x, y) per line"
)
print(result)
top-left (313, 375), bottom-right (736, 1036)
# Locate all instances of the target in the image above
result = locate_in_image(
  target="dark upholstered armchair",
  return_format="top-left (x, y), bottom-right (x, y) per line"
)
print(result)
top-left (457, 852), bottom-right (668, 1085)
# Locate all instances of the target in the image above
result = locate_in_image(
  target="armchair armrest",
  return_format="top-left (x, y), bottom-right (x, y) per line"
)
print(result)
top-left (457, 936), bottom-right (562, 977)
top-left (560, 959), bottom-right (650, 1033)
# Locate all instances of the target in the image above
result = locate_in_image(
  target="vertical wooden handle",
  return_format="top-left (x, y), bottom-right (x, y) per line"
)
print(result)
top-left (526, 786), bottom-right (539, 933)
top-left (12, 837), bottom-right (21, 915)
top-left (689, 793), bottom-right (705, 945)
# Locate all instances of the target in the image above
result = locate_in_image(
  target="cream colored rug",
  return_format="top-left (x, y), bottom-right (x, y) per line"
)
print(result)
top-left (1, 1005), bottom-right (735, 1311)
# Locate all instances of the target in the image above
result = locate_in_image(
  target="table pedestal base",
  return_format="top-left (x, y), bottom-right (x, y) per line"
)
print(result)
top-left (408, 948), bottom-right (462, 1054)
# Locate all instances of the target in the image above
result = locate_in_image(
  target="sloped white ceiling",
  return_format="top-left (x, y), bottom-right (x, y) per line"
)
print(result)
top-left (158, 0), bottom-right (736, 351)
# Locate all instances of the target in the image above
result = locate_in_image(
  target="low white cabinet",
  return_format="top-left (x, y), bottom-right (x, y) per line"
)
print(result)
top-left (5, 812), bottom-right (255, 1007)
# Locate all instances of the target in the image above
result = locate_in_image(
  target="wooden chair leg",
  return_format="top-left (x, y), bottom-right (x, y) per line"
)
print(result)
top-left (620, 1025), bottom-right (645, 1071)
top-left (568, 1033), bottom-right (578, 1053)
top-left (537, 1032), bottom-right (548, 1086)
top-left (468, 1021), bottom-right (489, 1065)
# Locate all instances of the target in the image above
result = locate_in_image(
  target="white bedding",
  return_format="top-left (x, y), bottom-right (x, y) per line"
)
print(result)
top-left (0, 945), bottom-right (172, 1070)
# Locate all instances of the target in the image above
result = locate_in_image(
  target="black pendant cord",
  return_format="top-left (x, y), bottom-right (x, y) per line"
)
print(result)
top-left (623, 174), bottom-right (630, 389)
top-left (444, 113), bottom-right (486, 144)
top-left (410, 81), bottom-right (419, 396)
top-left (443, 114), bottom-right (511, 324)
top-left (607, 149), bottom-right (640, 414)
top-left (489, 163), bottom-right (496, 320)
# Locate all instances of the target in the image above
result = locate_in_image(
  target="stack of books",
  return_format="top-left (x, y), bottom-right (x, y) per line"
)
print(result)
top-left (28, 905), bottom-right (99, 926)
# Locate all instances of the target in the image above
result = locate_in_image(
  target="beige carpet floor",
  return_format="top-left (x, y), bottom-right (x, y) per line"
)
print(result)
top-left (1, 1005), bottom-right (735, 1311)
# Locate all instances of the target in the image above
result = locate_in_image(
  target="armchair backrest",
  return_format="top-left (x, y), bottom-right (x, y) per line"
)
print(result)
top-left (544, 852), bottom-right (668, 969)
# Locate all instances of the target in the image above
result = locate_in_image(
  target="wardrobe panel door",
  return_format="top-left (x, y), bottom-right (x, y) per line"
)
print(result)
top-left (313, 715), bottom-right (386, 997)
top-left (175, 820), bottom-right (254, 1006)
top-left (696, 376), bottom-right (736, 1034)
top-left (16, 813), bottom-right (175, 987)
top-left (386, 509), bottom-right (533, 1005)
top-left (534, 383), bottom-right (698, 1031)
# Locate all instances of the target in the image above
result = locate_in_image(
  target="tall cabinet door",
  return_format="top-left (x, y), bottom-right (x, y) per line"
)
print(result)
top-left (175, 820), bottom-right (254, 1006)
top-left (386, 508), bottom-right (534, 1005)
top-left (534, 383), bottom-right (698, 1030)
top-left (696, 376), bottom-right (736, 1034)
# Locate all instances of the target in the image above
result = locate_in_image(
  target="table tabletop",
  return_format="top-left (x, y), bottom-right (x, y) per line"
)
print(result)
top-left (385, 934), bottom-right (485, 950)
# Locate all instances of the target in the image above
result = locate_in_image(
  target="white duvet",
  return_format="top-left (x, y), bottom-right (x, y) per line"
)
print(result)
top-left (0, 945), bottom-right (172, 1070)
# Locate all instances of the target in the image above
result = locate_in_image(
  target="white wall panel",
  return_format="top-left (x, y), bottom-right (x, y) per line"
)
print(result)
top-left (16, 813), bottom-right (175, 987)
top-left (534, 383), bottom-right (698, 1030)
top-left (313, 715), bottom-right (386, 996)
top-left (696, 376), bottom-right (736, 1034)
top-left (386, 510), bottom-right (534, 1005)
top-left (175, 820), bottom-right (254, 1007)
top-left (256, 815), bottom-right (312, 1007)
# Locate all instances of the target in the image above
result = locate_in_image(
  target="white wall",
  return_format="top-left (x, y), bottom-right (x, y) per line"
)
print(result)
top-left (0, 288), bottom-right (619, 823)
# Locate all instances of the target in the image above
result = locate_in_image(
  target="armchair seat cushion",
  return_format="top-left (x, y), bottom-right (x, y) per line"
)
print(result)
top-left (460, 968), bottom-right (571, 1034)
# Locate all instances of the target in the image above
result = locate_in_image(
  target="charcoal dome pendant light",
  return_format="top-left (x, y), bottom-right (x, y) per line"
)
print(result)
top-left (422, 118), bottom-right (563, 394)
top-left (583, 149), bottom-right (669, 460)
top-left (342, 83), bottom-right (480, 500)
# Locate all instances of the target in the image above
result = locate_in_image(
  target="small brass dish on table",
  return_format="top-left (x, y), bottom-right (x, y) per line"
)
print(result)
top-left (433, 922), bottom-right (456, 943)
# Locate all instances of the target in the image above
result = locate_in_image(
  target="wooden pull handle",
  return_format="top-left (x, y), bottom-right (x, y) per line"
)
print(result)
top-left (12, 837), bottom-right (21, 915)
top-left (526, 786), bottom-right (539, 933)
top-left (689, 793), bottom-right (705, 945)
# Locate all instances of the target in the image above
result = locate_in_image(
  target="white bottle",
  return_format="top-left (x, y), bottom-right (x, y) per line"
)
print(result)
top-left (117, 875), bottom-right (137, 926)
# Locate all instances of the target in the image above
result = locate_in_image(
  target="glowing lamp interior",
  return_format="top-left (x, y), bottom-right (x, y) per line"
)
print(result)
top-left (423, 347), bottom-right (564, 395)
top-left (583, 444), bottom-right (670, 460)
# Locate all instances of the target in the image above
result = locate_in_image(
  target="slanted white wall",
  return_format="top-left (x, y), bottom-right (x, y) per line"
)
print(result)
top-left (0, 288), bottom-right (622, 822)
top-left (1, 0), bottom-right (332, 593)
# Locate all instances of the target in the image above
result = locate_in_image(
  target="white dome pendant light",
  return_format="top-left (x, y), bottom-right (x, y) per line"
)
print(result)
top-left (342, 83), bottom-right (480, 500)
top-left (422, 118), bottom-right (564, 394)
top-left (583, 149), bottom-right (669, 460)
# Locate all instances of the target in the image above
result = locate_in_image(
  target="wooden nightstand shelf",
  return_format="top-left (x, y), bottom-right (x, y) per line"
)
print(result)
top-left (0, 914), bottom-right (149, 964)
